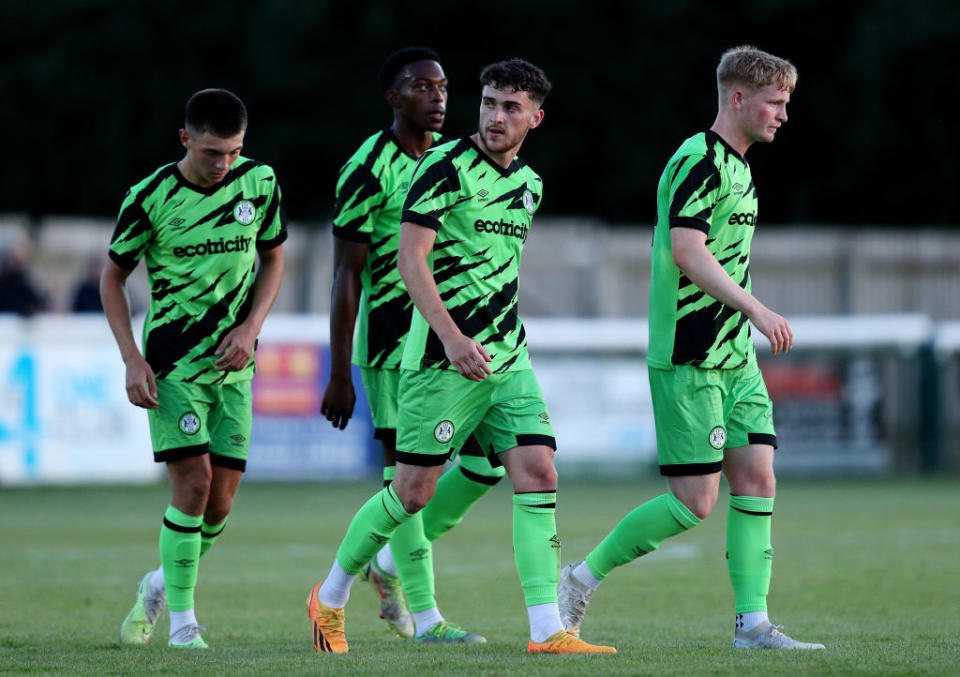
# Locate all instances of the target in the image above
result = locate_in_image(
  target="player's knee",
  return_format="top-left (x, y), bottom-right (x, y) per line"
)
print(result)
top-left (400, 494), bottom-right (429, 514)
top-left (680, 492), bottom-right (717, 520)
top-left (756, 473), bottom-right (776, 498)
top-left (514, 462), bottom-right (557, 492)
top-left (730, 469), bottom-right (776, 498)
top-left (395, 483), bottom-right (434, 514)
top-left (179, 466), bottom-right (212, 500)
top-left (204, 497), bottom-right (233, 525)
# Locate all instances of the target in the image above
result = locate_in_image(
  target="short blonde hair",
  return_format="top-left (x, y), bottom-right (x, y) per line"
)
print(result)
top-left (717, 46), bottom-right (797, 101)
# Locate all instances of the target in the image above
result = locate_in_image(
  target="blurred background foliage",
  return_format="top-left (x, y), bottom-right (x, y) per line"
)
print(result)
top-left (2, 0), bottom-right (957, 226)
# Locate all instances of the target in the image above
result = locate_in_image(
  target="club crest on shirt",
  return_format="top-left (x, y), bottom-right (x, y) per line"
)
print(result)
top-left (234, 200), bottom-right (256, 225)
top-left (522, 189), bottom-right (536, 215)
top-left (179, 412), bottom-right (201, 436)
top-left (434, 420), bottom-right (455, 443)
top-left (708, 425), bottom-right (726, 450)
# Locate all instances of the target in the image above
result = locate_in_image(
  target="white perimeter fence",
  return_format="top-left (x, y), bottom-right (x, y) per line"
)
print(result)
top-left (0, 313), bottom-right (955, 486)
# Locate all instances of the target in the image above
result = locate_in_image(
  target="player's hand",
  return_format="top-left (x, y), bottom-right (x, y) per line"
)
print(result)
top-left (321, 375), bottom-right (356, 430)
top-left (125, 355), bottom-right (159, 409)
top-left (749, 306), bottom-right (794, 355)
top-left (443, 334), bottom-right (493, 381)
top-left (214, 324), bottom-right (257, 371)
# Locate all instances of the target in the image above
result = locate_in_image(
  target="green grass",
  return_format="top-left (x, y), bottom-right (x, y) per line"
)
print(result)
top-left (1, 478), bottom-right (958, 675)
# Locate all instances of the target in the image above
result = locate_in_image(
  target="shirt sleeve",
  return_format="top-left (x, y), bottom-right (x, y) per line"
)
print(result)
top-left (401, 152), bottom-right (463, 232)
top-left (108, 188), bottom-right (153, 270)
top-left (256, 169), bottom-right (288, 251)
top-left (667, 154), bottom-right (721, 234)
top-left (331, 160), bottom-right (384, 243)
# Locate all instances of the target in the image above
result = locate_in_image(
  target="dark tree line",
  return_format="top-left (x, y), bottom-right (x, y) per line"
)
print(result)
top-left (2, 0), bottom-right (957, 226)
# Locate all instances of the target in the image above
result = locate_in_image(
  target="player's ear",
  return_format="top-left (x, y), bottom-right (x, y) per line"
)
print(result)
top-left (528, 108), bottom-right (544, 130)
top-left (179, 128), bottom-right (191, 148)
top-left (731, 89), bottom-right (746, 110)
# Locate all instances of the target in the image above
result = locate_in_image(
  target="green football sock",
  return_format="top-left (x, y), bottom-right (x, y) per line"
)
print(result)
top-left (422, 458), bottom-right (503, 542)
top-left (585, 493), bottom-right (700, 580)
top-left (513, 492), bottom-right (560, 606)
top-left (382, 464), bottom-right (396, 485)
top-left (389, 511), bottom-right (435, 612)
top-left (727, 495), bottom-right (774, 613)
top-left (159, 505), bottom-right (203, 612)
top-left (336, 485), bottom-right (412, 575)
top-left (199, 517), bottom-right (227, 558)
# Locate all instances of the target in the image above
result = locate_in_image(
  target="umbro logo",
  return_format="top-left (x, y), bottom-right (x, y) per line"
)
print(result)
top-left (409, 548), bottom-right (429, 561)
top-left (476, 189), bottom-right (489, 202)
top-left (549, 534), bottom-right (561, 549)
top-left (174, 558), bottom-right (195, 568)
top-left (230, 433), bottom-right (246, 446)
top-left (167, 217), bottom-right (187, 229)
top-left (369, 534), bottom-right (389, 545)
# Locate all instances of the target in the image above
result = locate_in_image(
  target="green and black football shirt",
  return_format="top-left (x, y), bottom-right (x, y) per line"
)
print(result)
top-left (109, 157), bottom-right (287, 384)
top-left (332, 129), bottom-right (443, 369)
top-left (399, 136), bottom-right (542, 373)
top-left (648, 130), bottom-right (758, 370)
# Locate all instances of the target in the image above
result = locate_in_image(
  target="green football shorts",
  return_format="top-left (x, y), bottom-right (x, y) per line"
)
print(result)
top-left (360, 367), bottom-right (401, 439)
top-left (648, 361), bottom-right (776, 476)
top-left (395, 368), bottom-right (556, 466)
top-left (148, 379), bottom-right (253, 471)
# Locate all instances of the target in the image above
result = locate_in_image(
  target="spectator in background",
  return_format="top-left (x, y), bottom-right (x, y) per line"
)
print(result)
top-left (71, 255), bottom-right (105, 312)
top-left (0, 236), bottom-right (46, 316)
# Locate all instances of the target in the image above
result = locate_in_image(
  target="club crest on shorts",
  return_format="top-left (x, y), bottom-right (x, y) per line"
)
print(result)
top-left (234, 200), bottom-right (256, 225)
top-left (522, 189), bottom-right (536, 215)
top-left (179, 412), bottom-right (201, 436)
top-left (708, 425), bottom-right (726, 450)
top-left (434, 420), bottom-right (455, 443)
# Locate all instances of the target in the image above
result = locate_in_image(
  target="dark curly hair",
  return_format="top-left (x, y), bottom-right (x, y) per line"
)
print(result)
top-left (378, 46), bottom-right (442, 93)
top-left (479, 58), bottom-right (551, 105)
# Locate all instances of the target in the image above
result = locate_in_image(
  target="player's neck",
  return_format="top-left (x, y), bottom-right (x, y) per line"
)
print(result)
top-left (177, 157), bottom-right (215, 188)
top-left (470, 132), bottom-right (518, 169)
top-left (710, 115), bottom-right (751, 157)
top-left (391, 119), bottom-right (435, 158)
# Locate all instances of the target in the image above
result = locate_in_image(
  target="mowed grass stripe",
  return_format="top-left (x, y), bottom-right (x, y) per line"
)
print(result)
top-left (1, 478), bottom-right (957, 675)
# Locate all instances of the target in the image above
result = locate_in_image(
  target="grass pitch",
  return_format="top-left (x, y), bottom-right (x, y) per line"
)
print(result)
top-left (1, 477), bottom-right (958, 675)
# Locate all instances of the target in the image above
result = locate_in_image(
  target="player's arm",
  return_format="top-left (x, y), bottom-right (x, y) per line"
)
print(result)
top-left (671, 227), bottom-right (793, 354)
top-left (397, 222), bottom-right (492, 381)
top-left (214, 244), bottom-right (284, 371)
top-left (320, 237), bottom-right (367, 429)
top-left (100, 259), bottom-right (159, 408)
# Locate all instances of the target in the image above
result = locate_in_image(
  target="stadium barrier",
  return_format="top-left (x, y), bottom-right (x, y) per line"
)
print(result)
top-left (0, 313), bottom-right (951, 486)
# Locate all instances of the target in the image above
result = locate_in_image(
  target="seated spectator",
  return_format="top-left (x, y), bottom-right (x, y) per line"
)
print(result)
top-left (0, 237), bottom-right (46, 316)
top-left (72, 255), bottom-right (105, 313)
